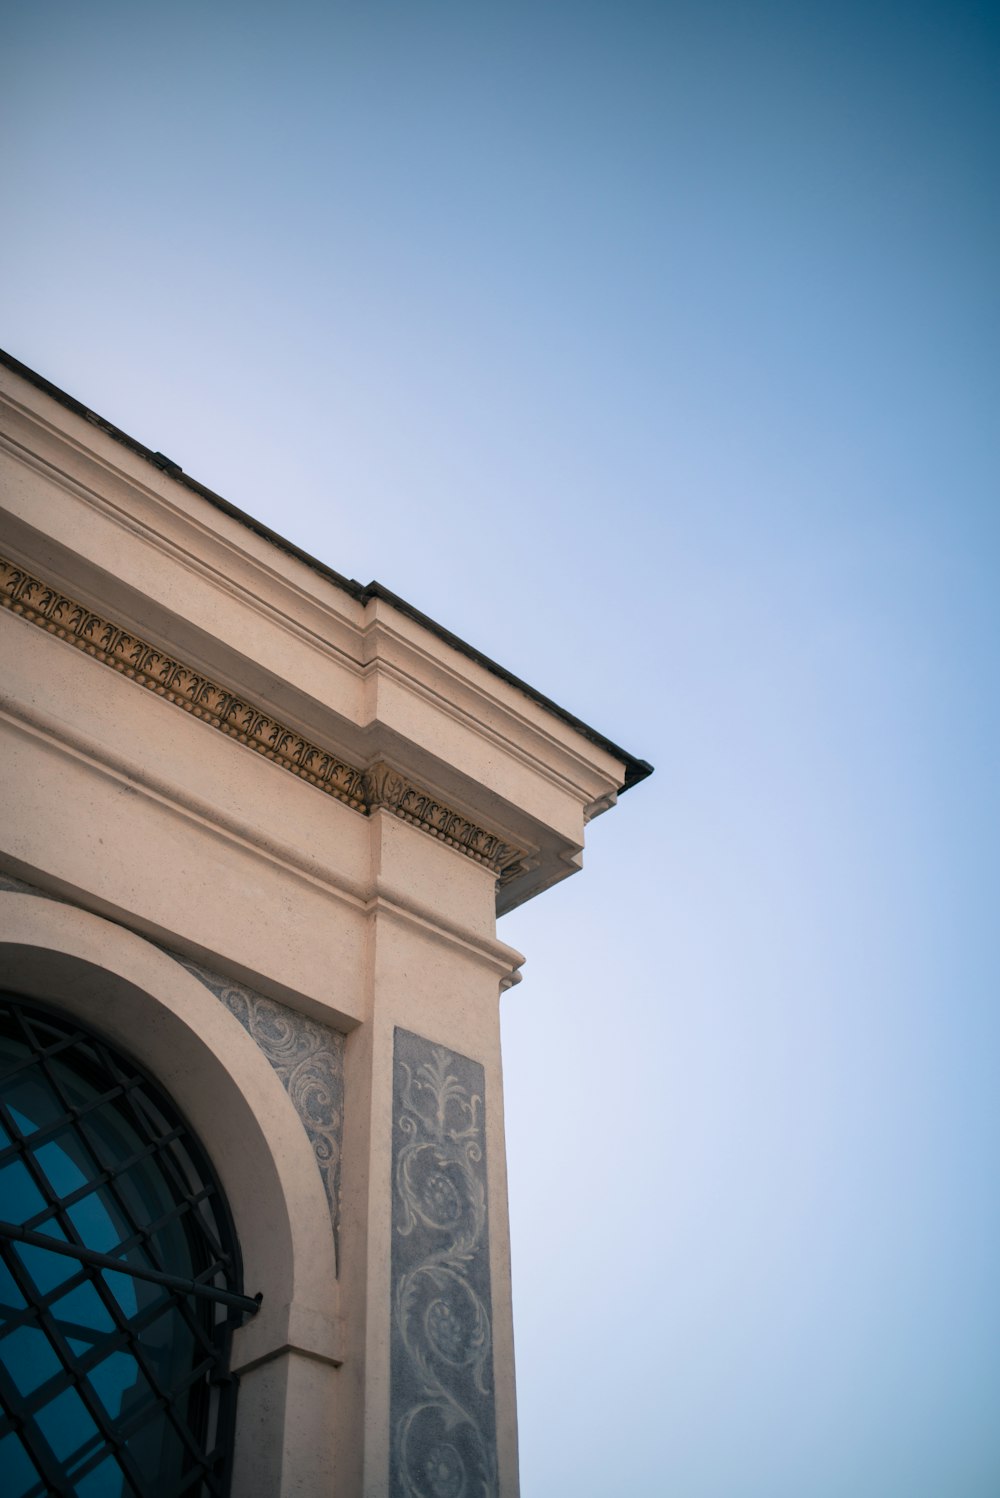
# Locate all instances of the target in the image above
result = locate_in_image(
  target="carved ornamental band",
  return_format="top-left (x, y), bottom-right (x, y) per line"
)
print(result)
top-left (0, 555), bottom-right (526, 882)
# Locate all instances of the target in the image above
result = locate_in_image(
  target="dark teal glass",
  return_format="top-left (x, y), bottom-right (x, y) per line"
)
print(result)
top-left (0, 997), bottom-right (242, 1497)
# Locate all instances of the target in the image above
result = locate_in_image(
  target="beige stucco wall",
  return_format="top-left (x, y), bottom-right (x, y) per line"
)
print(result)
top-left (0, 356), bottom-right (645, 1495)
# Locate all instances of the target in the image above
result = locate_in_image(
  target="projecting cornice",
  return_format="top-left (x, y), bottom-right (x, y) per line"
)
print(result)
top-left (0, 554), bottom-right (528, 885)
top-left (0, 348), bottom-right (652, 797)
top-left (1, 350), bottom-right (652, 914)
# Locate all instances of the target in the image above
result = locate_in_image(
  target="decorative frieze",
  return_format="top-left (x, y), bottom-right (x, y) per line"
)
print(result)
top-left (0, 554), bottom-right (527, 883)
top-left (364, 763), bottom-right (523, 880)
top-left (390, 1029), bottom-right (498, 1498)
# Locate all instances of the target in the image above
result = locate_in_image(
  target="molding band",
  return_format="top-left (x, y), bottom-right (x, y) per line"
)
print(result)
top-left (0, 554), bottom-right (528, 883)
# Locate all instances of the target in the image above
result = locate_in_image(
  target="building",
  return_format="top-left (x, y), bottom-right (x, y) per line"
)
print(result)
top-left (0, 350), bottom-right (651, 1496)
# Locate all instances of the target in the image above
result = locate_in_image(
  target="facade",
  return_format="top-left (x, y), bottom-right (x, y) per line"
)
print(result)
top-left (0, 350), bottom-right (651, 1497)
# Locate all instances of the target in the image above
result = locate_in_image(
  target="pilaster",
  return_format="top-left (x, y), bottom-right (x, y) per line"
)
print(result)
top-left (337, 811), bottom-right (522, 1496)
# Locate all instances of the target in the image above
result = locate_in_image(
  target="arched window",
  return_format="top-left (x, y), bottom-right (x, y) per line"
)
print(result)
top-left (0, 993), bottom-right (257, 1497)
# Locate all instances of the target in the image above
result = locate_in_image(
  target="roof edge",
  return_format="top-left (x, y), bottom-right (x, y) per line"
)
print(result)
top-left (0, 347), bottom-right (653, 794)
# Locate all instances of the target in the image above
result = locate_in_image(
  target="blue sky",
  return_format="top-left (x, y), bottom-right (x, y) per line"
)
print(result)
top-left (4, 3), bottom-right (999, 1493)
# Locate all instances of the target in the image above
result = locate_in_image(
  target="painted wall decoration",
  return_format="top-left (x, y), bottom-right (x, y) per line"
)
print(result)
top-left (390, 1028), bottom-right (498, 1498)
top-left (175, 955), bottom-right (345, 1266)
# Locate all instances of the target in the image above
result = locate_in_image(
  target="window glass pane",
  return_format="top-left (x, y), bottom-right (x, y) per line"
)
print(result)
top-left (14, 1220), bottom-right (77, 1295)
top-left (140, 1298), bottom-right (198, 1391)
top-left (91, 1346), bottom-right (156, 1423)
top-left (50, 1277), bottom-right (116, 1351)
top-left (0, 1430), bottom-right (45, 1498)
top-left (2, 1322), bottom-right (63, 1395)
top-left (35, 1382), bottom-right (102, 1462)
top-left (0, 1251), bottom-right (26, 1308)
top-left (66, 1191), bottom-right (129, 1255)
top-left (0, 1047), bottom-right (59, 1133)
top-left (33, 1133), bottom-right (89, 1197)
top-left (0, 1159), bottom-right (47, 1220)
top-left (102, 1267), bottom-right (140, 1319)
top-left (73, 1452), bottom-right (130, 1498)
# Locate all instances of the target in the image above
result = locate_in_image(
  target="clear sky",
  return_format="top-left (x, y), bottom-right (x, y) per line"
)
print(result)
top-left (4, 3), bottom-right (999, 1493)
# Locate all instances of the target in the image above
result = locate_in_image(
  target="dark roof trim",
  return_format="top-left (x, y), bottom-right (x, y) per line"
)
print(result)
top-left (1, 348), bottom-right (652, 792)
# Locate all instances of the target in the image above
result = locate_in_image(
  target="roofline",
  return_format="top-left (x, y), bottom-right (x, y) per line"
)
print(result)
top-left (0, 347), bottom-right (653, 793)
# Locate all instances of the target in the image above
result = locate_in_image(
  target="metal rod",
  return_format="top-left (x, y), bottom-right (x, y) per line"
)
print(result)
top-left (0, 1220), bottom-right (261, 1316)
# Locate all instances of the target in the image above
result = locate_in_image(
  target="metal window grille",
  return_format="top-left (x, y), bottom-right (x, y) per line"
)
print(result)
top-left (0, 993), bottom-right (257, 1497)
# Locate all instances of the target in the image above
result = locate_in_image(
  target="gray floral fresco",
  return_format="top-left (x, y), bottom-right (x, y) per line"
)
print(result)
top-left (174, 954), bottom-right (345, 1268)
top-left (390, 1028), bottom-right (498, 1498)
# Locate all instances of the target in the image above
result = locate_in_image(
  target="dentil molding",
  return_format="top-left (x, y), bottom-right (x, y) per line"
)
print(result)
top-left (0, 554), bottom-right (528, 884)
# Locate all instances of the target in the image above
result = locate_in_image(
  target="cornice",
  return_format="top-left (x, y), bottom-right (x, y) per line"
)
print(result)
top-left (1, 350), bottom-right (653, 796)
top-left (362, 762), bottom-right (523, 881)
top-left (3, 406), bottom-right (621, 819)
top-left (0, 553), bottom-right (528, 885)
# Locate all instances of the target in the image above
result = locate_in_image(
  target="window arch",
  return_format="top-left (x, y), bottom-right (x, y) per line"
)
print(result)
top-left (0, 993), bottom-right (256, 1497)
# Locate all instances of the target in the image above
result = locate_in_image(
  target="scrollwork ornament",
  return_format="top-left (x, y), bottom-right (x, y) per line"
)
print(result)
top-left (172, 955), bottom-right (345, 1267)
top-left (390, 1030), bottom-right (498, 1497)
